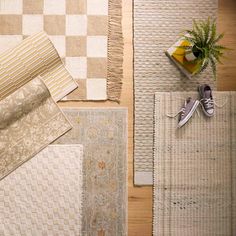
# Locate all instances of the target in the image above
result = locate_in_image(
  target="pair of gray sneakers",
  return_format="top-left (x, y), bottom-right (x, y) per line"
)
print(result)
top-left (178, 84), bottom-right (214, 128)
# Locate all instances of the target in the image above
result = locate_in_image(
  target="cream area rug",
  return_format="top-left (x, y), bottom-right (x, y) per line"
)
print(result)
top-left (153, 92), bottom-right (236, 236)
top-left (54, 108), bottom-right (128, 236)
top-left (0, 31), bottom-right (77, 102)
top-left (1, 145), bottom-right (83, 235)
top-left (0, 0), bottom-right (123, 101)
top-left (0, 77), bottom-right (72, 180)
top-left (134, 0), bottom-right (218, 185)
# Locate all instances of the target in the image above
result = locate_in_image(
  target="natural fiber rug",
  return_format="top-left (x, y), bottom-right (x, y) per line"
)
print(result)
top-left (0, 77), bottom-right (72, 180)
top-left (54, 108), bottom-right (127, 236)
top-left (0, 0), bottom-right (123, 102)
top-left (0, 31), bottom-right (77, 102)
top-left (134, 0), bottom-right (218, 185)
top-left (153, 92), bottom-right (236, 236)
top-left (1, 145), bottom-right (83, 235)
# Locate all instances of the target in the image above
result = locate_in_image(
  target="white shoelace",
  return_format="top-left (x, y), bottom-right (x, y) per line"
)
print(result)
top-left (199, 97), bottom-right (228, 109)
top-left (200, 98), bottom-right (214, 109)
top-left (166, 107), bottom-right (186, 118)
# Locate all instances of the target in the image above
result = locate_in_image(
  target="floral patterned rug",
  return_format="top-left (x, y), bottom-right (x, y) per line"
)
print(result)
top-left (54, 108), bottom-right (128, 236)
top-left (0, 78), bottom-right (72, 180)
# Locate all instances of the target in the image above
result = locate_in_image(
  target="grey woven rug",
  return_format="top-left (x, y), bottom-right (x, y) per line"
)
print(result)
top-left (54, 108), bottom-right (127, 236)
top-left (153, 92), bottom-right (236, 236)
top-left (134, 0), bottom-right (218, 185)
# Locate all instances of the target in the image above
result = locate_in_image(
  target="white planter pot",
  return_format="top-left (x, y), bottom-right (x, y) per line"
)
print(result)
top-left (185, 50), bottom-right (197, 62)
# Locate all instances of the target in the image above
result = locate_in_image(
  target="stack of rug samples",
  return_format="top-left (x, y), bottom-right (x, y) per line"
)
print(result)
top-left (0, 0), bottom-right (127, 234)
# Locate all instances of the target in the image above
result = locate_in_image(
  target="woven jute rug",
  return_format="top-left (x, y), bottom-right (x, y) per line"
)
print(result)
top-left (54, 108), bottom-right (127, 236)
top-left (0, 0), bottom-right (123, 102)
top-left (153, 92), bottom-right (236, 236)
top-left (0, 77), bottom-right (72, 180)
top-left (1, 145), bottom-right (83, 235)
top-left (134, 0), bottom-right (218, 185)
top-left (0, 31), bottom-right (77, 102)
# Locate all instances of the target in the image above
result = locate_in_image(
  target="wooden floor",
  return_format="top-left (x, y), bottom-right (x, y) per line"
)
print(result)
top-left (59, 0), bottom-right (236, 235)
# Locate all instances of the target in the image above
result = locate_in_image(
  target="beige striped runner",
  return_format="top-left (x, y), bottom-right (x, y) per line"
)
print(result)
top-left (153, 92), bottom-right (236, 235)
top-left (0, 77), bottom-right (72, 180)
top-left (0, 31), bottom-right (77, 102)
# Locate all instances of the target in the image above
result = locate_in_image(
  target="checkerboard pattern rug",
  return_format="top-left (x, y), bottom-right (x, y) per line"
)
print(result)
top-left (0, 0), bottom-right (123, 101)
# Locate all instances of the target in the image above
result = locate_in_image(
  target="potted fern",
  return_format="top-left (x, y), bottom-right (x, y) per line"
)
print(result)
top-left (180, 18), bottom-right (228, 79)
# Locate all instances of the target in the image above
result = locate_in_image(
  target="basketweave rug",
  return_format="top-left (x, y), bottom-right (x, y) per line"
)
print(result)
top-left (1, 145), bottom-right (83, 235)
top-left (54, 108), bottom-right (128, 236)
top-left (0, 77), bottom-right (72, 180)
top-left (134, 0), bottom-right (218, 185)
top-left (153, 92), bottom-right (236, 236)
top-left (0, 0), bottom-right (123, 101)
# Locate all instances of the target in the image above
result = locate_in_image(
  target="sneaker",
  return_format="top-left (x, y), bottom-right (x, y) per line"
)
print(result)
top-left (178, 97), bottom-right (199, 128)
top-left (198, 84), bottom-right (214, 117)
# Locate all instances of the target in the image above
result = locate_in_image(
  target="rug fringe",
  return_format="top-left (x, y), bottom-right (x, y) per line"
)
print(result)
top-left (107, 0), bottom-right (124, 103)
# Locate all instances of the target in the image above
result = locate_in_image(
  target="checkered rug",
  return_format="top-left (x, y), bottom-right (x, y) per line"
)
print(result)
top-left (0, 0), bottom-right (123, 101)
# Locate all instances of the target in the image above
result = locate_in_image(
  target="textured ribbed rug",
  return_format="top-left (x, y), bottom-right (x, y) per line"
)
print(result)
top-left (0, 31), bottom-right (77, 102)
top-left (0, 0), bottom-right (123, 101)
top-left (153, 92), bottom-right (236, 236)
top-left (1, 145), bottom-right (83, 235)
top-left (54, 108), bottom-right (128, 236)
top-left (134, 0), bottom-right (218, 185)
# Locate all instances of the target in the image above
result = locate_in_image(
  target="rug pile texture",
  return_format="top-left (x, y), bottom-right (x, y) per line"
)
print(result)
top-left (153, 92), bottom-right (236, 236)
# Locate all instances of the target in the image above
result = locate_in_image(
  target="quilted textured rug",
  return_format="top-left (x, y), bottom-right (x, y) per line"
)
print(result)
top-left (0, 77), bottom-right (72, 180)
top-left (134, 0), bottom-right (218, 185)
top-left (0, 0), bottom-right (123, 101)
top-left (153, 92), bottom-right (236, 236)
top-left (54, 108), bottom-right (127, 236)
top-left (1, 145), bottom-right (83, 235)
top-left (0, 31), bottom-right (77, 102)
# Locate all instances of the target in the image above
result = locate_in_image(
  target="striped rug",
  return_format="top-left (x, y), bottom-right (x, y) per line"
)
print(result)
top-left (0, 31), bottom-right (77, 102)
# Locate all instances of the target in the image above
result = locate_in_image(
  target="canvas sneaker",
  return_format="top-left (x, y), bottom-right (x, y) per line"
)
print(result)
top-left (178, 97), bottom-right (199, 128)
top-left (198, 84), bottom-right (214, 117)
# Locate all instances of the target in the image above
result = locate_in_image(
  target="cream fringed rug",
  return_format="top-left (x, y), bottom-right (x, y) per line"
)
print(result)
top-left (153, 92), bottom-right (236, 236)
top-left (0, 0), bottom-right (123, 101)
top-left (54, 108), bottom-right (127, 236)
top-left (1, 145), bottom-right (83, 235)
top-left (0, 31), bottom-right (77, 102)
top-left (134, 0), bottom-right (218, 185)
top-left (0, 77), bottom-right (72, 180)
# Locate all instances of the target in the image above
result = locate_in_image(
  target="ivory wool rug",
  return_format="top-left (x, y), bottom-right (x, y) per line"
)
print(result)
top-left (134, 0), bottom-right (218, 185)
top-left (54, 108), bottom-right (128, 236)
top-left (1, 145), bottom-right (83, 235)
top-left (0, 31), bottom-right (77, 102)
top-left (153, 92), bottom-right (236, 236)
top-left (0, 0), bottom-right (123, 101)
top-left (0, 77), bottom-right (72, 180)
